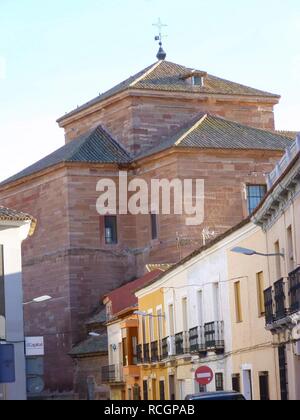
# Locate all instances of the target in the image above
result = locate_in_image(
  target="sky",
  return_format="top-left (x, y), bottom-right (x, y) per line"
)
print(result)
top-left (0, 0), bottom-right (299, 182)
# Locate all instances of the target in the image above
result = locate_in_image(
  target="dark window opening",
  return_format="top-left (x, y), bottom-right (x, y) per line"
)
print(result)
top-left (192, 76), bottom-right (203, 86)
top-left (143, 380), bottom-right (148, 401)
top-left (232, 374), bottom-right (241, 393)
top-left (278, 346), bottom-right (289, 400)
top-left (259, 372), bottom-right (270, 401)
top-left (159, 381), bottom-right (165, 400)
top-left (104, 216), bottom-right (118, 245)
top-left (247, 185), bottom-right (267, 215)
top-left (151, 213), bottom-right (158, 240)
top-left (215, 373), bottom-right (224, 391)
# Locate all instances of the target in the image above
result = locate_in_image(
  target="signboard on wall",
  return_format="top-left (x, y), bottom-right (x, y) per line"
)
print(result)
top-left (25, 337), bottom-right (45, 356)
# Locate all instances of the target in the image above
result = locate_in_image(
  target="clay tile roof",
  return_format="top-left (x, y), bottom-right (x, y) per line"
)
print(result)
top-left (57, 60), bottom-right (280, 123)
top-left (0, 125), bottom-right (131, 187)
top-left (104, 269), bottom-right (163, 317)
top-left (69, 334), bottom-right (108, 357)
top-left (137, 114), bottom-right (293, 159)
top-left (0, 206), bottom-right (33, 222)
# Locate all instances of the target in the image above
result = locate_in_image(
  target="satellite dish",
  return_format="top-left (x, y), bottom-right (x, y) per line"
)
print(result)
top-left (26, 376), bottom-right (45, 394)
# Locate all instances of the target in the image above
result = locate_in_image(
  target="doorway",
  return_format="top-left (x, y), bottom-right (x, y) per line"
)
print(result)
top-left (169, 375), bottom-right (175, 400)
top-left (242, 370), bottom-right (253, 400)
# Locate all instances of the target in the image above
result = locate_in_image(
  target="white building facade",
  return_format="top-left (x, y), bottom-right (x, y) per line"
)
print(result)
top-left (0, 207), bottom-right (35, 400)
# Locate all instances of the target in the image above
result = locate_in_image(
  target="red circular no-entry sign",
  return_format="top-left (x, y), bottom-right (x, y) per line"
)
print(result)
top-left (195, 366), bottom-right (214, 386)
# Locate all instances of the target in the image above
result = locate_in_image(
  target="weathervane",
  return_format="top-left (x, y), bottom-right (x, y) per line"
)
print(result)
top-left (153, 18), bottom-right (167, 61)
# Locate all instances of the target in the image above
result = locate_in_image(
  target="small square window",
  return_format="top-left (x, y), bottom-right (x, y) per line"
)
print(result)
top-left (192, 76), bottom-right (203, 86)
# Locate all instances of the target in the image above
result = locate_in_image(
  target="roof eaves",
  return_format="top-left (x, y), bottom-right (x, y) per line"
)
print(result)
top-left (135, 216), bottom-right (252, 294)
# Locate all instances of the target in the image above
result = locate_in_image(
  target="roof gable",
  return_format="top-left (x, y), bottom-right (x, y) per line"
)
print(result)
top-left (137, 114), bottom-right (293, 159)
top-left (0, 125), bottom-right (131, 187)
top-left (58, 60), bottom-right (280, 123)
top-left (104, 269), bottom-right (162, 317)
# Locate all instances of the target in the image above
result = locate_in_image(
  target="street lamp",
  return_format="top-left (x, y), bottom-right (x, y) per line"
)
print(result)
top-left (134, 310), bottom-right (165, 318)
top-left (231, 247), bottom-right (285, 258)
top-left (23, 296), bottom-right (52, 306)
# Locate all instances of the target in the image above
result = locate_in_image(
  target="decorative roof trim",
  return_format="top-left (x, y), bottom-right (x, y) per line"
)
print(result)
top-left (174, 114), bottom-right (208, 146)
top-left (129, 60), bottom-right (163, 87)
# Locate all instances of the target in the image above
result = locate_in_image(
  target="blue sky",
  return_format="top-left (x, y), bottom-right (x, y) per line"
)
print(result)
top-left (0, 0), bottom-right (299, 181)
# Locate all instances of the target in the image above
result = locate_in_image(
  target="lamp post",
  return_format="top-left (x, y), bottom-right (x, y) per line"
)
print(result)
top-left (231, 247), bottom-right (285, 258)
top-left (134, 310), bottom-right (165, 318)
top-left (23, 295), bottom-right (52, 306)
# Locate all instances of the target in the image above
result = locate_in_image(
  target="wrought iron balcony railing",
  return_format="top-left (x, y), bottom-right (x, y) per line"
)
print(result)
top-left (151, 341), bottom-right (159, 363)
top-left (175, 332), bottom-right (189, 355)
top-left (264, 287), bottom-right (274, 325)
top-left (189, 326), bottom-right (206, 353)
top-left (137, 344), bottom-right (143, 364)
top-left (289, 267), bottom-right (300, 314)
top-left (143, 343), bottom-right (150, 364)
top-left (102, 364), bottom-right (124, 383)
top-left (204, 321), bottom-right (225, 352)
top-left (274, 278), bottom-right (287, 320)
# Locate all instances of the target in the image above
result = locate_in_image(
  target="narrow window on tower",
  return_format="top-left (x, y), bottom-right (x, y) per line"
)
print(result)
top-left (151, 213), bottom-right (158, 240)
top-left (104, 216), bottom-right (118, 245)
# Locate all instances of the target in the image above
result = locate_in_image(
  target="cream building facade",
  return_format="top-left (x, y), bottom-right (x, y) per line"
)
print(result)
top-left (253, 135), bottom-right (300, 400)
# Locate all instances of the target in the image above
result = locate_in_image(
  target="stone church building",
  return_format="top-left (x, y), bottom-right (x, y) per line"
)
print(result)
top-left (0, 57), bottom-right (294, 398)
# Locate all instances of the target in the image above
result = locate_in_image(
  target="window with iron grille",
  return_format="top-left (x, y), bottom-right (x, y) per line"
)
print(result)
top-left (264, 287), bottom-right (273, 325)
top-left (278, 346), bottom-right (288, 401)
top-left (247, 185), bottom-right (267, 215)
top-left (289, 267), bottom-right (300, 314)
top-left (274, 279), bottom-right (286, 320)
top-left (215, 373), bottom-right (224, 391)
top-left (143, 380), bottom-right (148, 401)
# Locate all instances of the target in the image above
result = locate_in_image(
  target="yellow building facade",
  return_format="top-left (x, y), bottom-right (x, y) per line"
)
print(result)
top-left (135, 288), bottom-right (172, 400)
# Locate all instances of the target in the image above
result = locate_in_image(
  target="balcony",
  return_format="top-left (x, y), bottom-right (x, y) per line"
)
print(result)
top-left (102, 364), bottom-right (124, 384)
top-left (189, 326), bottom-right (206, 353)
top-left (175, 332), bottom-right (189, 356)
top-left (204, 321), bottom-right (225, 353)
top-left (289, 267), bottom-right (300, 314)
top-left (274, 279), bottom-right (287, 320)
top-left (137, 344), bottom-right (143, 364)
top-left (143, 343), bottom-right (150, 364)
top-left (264, 269), bottom-right (300, 330)
top-left (264, 287), bottom-right (274, 325)
top-left (151, 341), bottom-right (159, 363)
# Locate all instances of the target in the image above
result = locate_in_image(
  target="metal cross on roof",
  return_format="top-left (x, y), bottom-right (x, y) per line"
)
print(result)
top-left (152, 18), bottom-right (168, 60)
top-left (153, 18), bottom-right (168, 43)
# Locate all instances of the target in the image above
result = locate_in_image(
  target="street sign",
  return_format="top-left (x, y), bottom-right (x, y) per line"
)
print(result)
top-left (195, 366), bottom-right (214, 386)
top-left (0, 344), bottom-right (15, 384)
